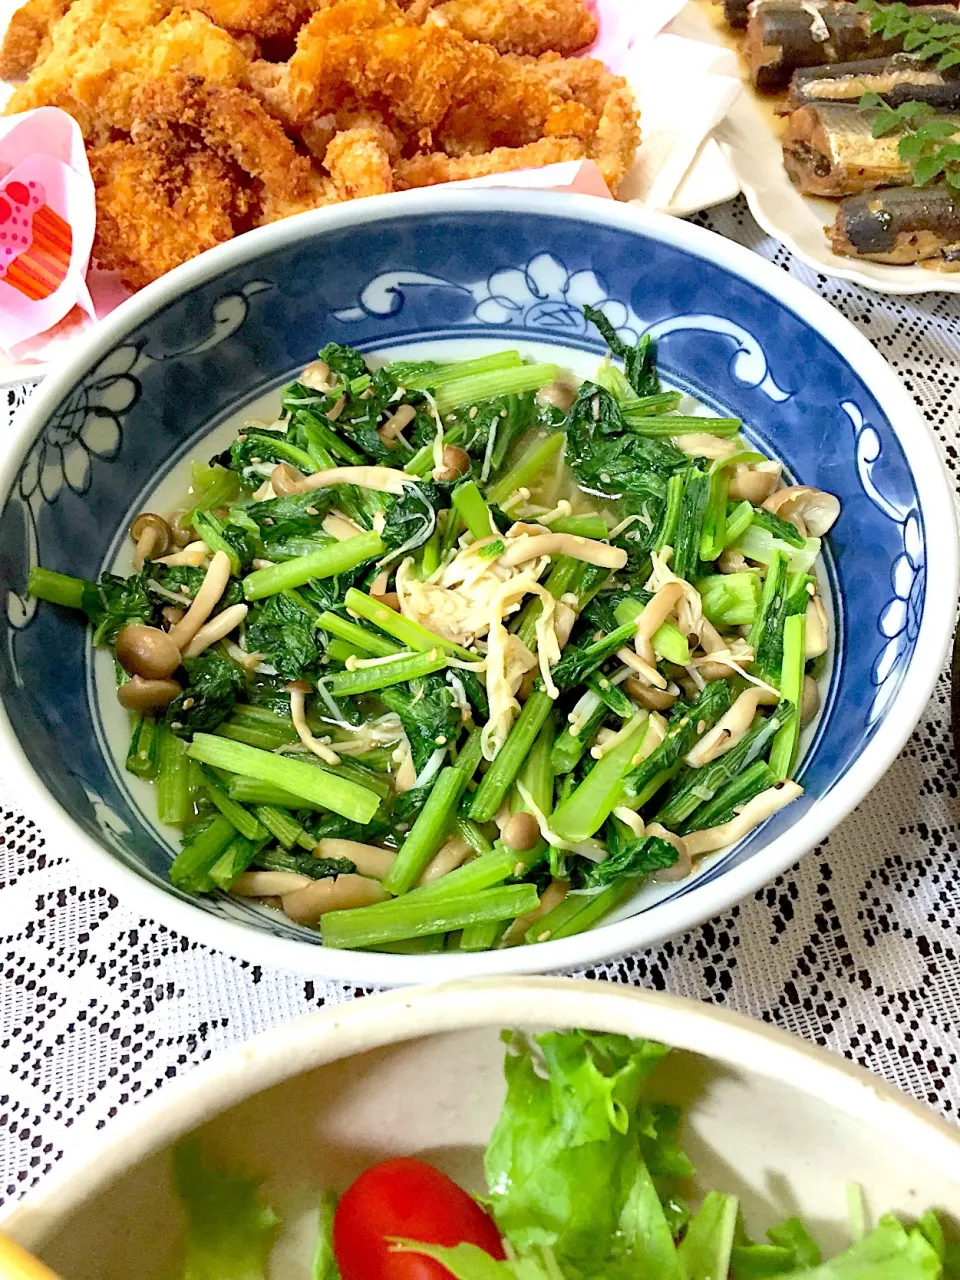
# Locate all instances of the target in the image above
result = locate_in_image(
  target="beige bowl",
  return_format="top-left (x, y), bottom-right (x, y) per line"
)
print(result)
top-left (4, 978), bottom-right (960, 1278)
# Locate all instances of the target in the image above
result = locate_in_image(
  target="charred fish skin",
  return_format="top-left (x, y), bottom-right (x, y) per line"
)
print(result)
top-left (747, 2), bottom-right (960, 94)
top-left (786, 53), bottom-right (960, 112)
top-left (831, 184), bottom-right (960, 262)
top-left (782, 102), bottom-right (960, 196)
top-left (721, 0), bottom-right (751, 28)
top-left (784, 103), bottom-right (906, 196)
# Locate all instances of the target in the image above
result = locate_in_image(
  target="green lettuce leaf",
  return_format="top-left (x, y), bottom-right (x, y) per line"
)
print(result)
top-left (311, 1190), bottom-right (341, 1280)
top-left (484, 1029), bottom-right (678, 1278)
top-left (395, 1241), bottom-right (556, 1279)
top-left (173, 1140), bottom-right (278, 1280)
top-left (790, 1215), bottom-right (941, 1280)
top-left (678, 1191), bottom-right (738, 1280)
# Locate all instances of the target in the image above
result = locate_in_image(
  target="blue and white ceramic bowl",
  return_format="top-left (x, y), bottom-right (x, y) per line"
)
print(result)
top-left (0, 191), bottom-right (955, 984)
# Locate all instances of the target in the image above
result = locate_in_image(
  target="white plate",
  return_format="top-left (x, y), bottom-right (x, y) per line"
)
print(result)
top-left (675, 0), bottom-right (960, 295)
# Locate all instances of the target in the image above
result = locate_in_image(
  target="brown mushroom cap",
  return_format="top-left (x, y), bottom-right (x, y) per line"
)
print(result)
top-left (129, 512), bottom-right (173, 554)
top-left (117, 676), bottom-right (181, 713)
top-left (433, 446), bottom-right (471, 483)
top-left (800, 674), bottom-right (821, 727)
top-left (271, 463), bottom-right (303, 497)
top-left (502, 810), bottom-right (540, 853)
top-left (116, 624), bottom-right (182, 680)
top-left (624, 679), bottom-right (678, 712)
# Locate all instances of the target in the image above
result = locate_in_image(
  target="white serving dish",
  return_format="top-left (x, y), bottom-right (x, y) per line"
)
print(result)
top-left (3, 977), bottom-right (960, 1278)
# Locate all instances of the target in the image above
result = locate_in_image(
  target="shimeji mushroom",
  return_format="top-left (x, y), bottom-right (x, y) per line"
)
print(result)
top-left (762, 485), bottom-right (841, 538)
top-left (167, 550), bottom-right (233, 652)
top-left (433, 446), bottom-right (471, 483)
top-left (115, 623), bottom-right (182, 680)
top-left (271, 463), bottom-right (415, 496)
top-left (728, 462), bottom-right (782, 503)
top-left (117, 675), bottom-right (182, 713)
top-left (129, 513), bottom-right (173, 570)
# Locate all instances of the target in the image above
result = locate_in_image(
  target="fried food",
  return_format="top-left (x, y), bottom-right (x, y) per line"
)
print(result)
top-left (417, 0), bottom-right (598, 57)
top-left (7, 0), bottom-right (250, 138)
top-left (324, 119), bottom-right (398, 197)
top-left (0, 0), bottom-right (74, 78)
top-left (277, 0), bottom-right (637, 190)
top-left (394, 136), bottom-right (584, 187)
top-left (89, 134), bottom-right (250, 287)
top-left (3, 0), bottom-right (640, 291)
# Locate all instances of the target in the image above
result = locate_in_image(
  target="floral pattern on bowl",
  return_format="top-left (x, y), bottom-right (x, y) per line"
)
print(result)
top-left (0, 192), bottom-right (953, 980)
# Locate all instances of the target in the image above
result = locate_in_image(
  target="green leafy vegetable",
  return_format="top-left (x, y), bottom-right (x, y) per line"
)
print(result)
top-left (85, 571), bottom-right (155, 646)
top-left (584, 304), bottom-right (660, 397)
top-left (484, 1029), bottom-right (679, 1277)
top-left (149, 564), bottom-right (244, 611)
top-left (166, 650), bottom-right (245, 738)
top-left (246, 591), bottom-right (320, 680)
top-left (173, 1139), bottom-right (278, 1280)
top-left (583, 833), bottom-right (678, 889)
top-left (381, 480), bottom-right (447, 559)
top-left (564, 383), bottom-right (685, 507)
top-left (380, 674), bottom-right (461, 772)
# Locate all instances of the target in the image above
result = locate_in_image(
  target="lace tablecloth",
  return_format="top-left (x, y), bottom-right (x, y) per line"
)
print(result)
top-left (2, 198), bottom-right (960, 1207)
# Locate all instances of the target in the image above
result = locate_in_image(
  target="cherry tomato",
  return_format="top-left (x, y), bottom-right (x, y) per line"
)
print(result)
top-left (333, 1156), bottom-right (506, 1280)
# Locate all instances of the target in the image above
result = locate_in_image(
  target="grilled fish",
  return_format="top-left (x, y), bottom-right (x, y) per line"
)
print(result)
top-left (781, 102), bottom-right (960, 196)
top-left (721, 0), bottom-right (750, 28)
top-left (747, 1), bottom-right (960, 94)
top-left (830, 183), bottom-right (960, 263)
top-left (786, 54), bottom-right (960, 112)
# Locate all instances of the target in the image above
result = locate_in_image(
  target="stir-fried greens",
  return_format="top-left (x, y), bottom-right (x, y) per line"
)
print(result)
top-left (28, 313), bottom-right (840, 952)
top-left (174, 1028), bottom-right (956, 1280)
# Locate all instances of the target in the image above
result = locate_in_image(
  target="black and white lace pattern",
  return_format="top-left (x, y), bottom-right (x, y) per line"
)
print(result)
top-left (2, 200), bottom-right (960, 1206)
